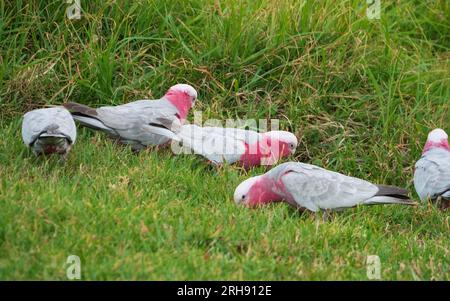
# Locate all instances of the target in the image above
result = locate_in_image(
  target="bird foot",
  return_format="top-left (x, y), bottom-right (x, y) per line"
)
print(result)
top-left (320, 210), bottom-right (335, 222)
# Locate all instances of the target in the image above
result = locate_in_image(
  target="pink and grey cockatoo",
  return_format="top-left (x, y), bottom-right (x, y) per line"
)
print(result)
top-left (414, 128), bottom-right (450, 209)
top-left (234, 162), bottom-right (415, 212)
top-left (63, 84), bottom-right (197, 150)
top-left (22, 107), bottom-right (76, 157)
top-left (175, 125), bottom-right (298, 168)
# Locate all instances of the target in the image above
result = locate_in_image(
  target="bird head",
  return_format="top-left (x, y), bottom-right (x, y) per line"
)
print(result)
top-left (165, 84), bottom-right (198, 120)
top-left (262, 131), bottom-right (298, 161)
top-left (423, 128), bottom-right (449, 154)
top-left (166, 84), bottom-right (198, 105)
top-left (234, 175), bottom-right (281, 207)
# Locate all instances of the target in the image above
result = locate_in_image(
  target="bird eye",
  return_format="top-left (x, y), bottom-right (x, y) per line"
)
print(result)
top-left (241, 195), bottom-right (246, 200)
top-left (290, 143), bottom-right (294, 148)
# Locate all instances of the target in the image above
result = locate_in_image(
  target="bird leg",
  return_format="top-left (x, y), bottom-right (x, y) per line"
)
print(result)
top-left (60, 152), bottom-right (69, 162)
top-left (321, 209), bottom-right (335, 222)
top-left (60, 145), bottom-right (72, 162)
top-left (435, 196), bottom-right (449, 211)
top-left (442, 199), bottom-right (449, 210)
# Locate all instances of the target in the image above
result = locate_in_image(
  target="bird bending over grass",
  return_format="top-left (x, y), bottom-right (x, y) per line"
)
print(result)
top-left (174, 125), bottom-right (298, 168)
top-left (234, 162), bottom-right (416, 212)
top-left (414, 128), bottom-right (450, 210)
top-left (22, 107), bottom-right (76, 158)
top-left (64, 84), bottom-right (197, 151)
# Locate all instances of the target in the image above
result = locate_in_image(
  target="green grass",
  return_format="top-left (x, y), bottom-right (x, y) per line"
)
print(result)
top-left (0, 0), bottom-right (449, 280)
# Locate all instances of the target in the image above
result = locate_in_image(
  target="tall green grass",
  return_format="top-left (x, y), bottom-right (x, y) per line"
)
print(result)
top-left (0, 0), bottom-right (448, 280)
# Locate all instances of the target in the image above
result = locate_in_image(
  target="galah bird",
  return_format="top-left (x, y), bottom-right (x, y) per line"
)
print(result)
top-left (63, 84), bottom-right (197, 150)
top-left (414, 128), bottom-right (450, 210)
top-left (234, 162), bottom-right (415, 212)
top-left (22, 107), bottom-right (76, 157)
top-left (175, 124), bottom-right (298, 168)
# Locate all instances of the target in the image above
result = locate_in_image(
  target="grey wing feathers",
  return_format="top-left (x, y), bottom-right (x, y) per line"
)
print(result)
top-left (414, 149), bottom-right (450, 201)
top-left (279, 162), bottom-right (379, 211)
top-left (22, 107), bottom-right (76, 146)
top-left (64, 99), bottom-right (181, 147)
top-left (96, 99), bottom-right (179, 131)
top-left (219, 127), bottom-right (261, 146)
top-left (177, 125), bottom-right (247, 164)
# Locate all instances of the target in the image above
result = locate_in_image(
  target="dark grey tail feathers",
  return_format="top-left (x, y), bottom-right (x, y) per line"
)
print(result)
top-left (375, 184), bottom-right (409, 199)
top-left (63, 102), bottom-right (98, 117)
top-left (63, 102), bottom-right (109, 132)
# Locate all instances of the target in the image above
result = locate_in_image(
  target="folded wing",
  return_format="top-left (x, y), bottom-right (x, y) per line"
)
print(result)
top-left (65, 99), bottom-right (181, 147)
top-left (177, 125), bottom-right (250, 164)
top-left (279, 163), bottom-right (379, 212)
top-left (414, 149), bottom-right (450, 201)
